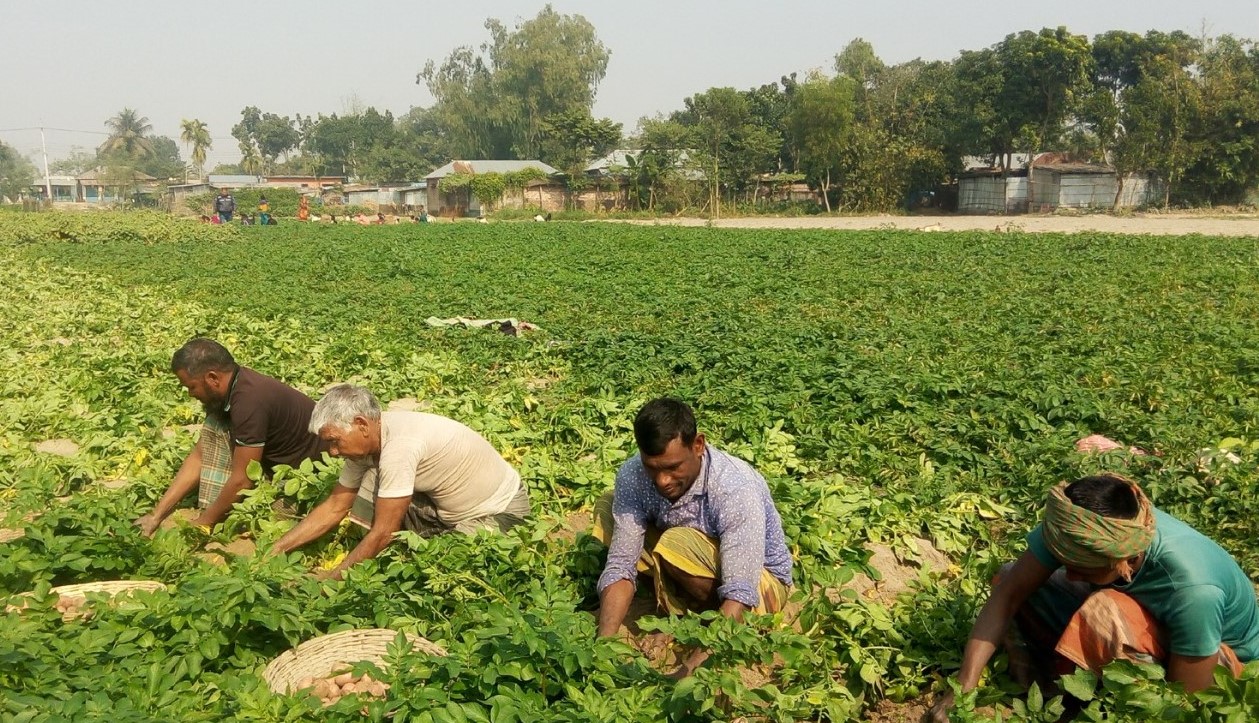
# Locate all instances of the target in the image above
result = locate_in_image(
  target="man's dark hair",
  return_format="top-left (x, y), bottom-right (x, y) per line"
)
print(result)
top-left (1065, 474), bottom-right (1140, 519)
top-left (633, 398), bottom-right (697, 456)
top-left (171, 338), bottom-right (236, 376)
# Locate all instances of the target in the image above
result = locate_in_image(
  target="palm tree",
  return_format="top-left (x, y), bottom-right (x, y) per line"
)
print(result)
top-left (101, 108), bottom-right (155, 160)
top-left (239, 141), bottom-right (263, 175)
top-left (179, 119), bottom-right (212, 180)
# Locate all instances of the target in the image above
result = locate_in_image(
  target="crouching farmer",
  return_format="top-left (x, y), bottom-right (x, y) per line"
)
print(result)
top-left (593, 398), bottom-right (794, 679)
top-left (269, 384), bottom-right (530, 579)
top-left (930, 473), bottom-right (1259, 721)
top-left (134, 338), bottom-right (327, 537)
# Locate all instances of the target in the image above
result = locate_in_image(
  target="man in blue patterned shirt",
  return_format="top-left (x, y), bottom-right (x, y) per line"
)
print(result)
top-left (593, 398), bottom-right (794, 678)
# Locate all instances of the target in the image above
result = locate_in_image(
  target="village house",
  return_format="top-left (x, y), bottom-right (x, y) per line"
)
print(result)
top-left (425, 160), bottom-right (561, 217)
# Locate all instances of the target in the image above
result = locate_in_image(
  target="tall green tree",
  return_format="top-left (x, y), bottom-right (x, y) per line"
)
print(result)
top-left (100, 108), bottom-right (155, 160)
top-left (538, 110), bottom-right (622, 175)
top-left (675, 87), bottom-right (781, 213)
top-left (833, 40), bottom-right (958, 209)
top-left (788, 74), bottom-right (856, 211)
top-left (48, 148), bottom-right (97, 176)
top-left (627, 117), bottom-right (694, 211)
top-left (995, 27), bottom-right (1094, 152)
top-left (0, 142), bottom-right (37, 202)
top-left (300, 108), bottom-right (404, 179)
top-left (179, 119), bottom-right (212, 179)
top-left (232, 107), bottom-right (299, 172)
top-left (1110, 33), bottom-right (1203, 206)
top-left (419, 5), bottom-right (610, 159)
top-left (952, 28), bottom-right (1092, 169)
top-left (742, 75), bottom-right (799, 172)
top-left (137, 136), bottom-right (184, 180)
top-left (239, 141), bottom-right (263, 176)
top-left (1183, 35), bottom-right (1259, 204)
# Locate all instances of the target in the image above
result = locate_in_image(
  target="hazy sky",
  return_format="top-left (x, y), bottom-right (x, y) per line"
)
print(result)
top-left (3, 1), bottom-right (1257, 169)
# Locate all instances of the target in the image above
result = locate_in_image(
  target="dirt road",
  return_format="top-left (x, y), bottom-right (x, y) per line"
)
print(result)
top-left (615, 213), bottom-right (1259, 237)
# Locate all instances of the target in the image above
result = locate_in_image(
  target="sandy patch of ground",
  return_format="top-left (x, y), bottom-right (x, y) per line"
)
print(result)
top-left (845, 538), bottom-right (952, 606)
top-left (864, 697), bottom-right (931, 722)
top-left (33, 439), bottom-right (79, 457)
top-left (198, 538), bottom-right (258, 567)
top-left (158, 508), bottom-right (199, 531)
top-left (614, 212), bottom-right (1259, 237)
top-left (546, 509), bottom-right (592, 545)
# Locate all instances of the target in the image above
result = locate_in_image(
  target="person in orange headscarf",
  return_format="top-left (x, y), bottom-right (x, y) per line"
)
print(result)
top-left (297, 195), bottom-right (310, 222)
top-left (929, 473), bottom-right (1259, 721)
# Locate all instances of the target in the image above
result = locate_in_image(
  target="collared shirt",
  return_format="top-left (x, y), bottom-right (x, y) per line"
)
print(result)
top-left (597, 446), bottom-right (793, 608)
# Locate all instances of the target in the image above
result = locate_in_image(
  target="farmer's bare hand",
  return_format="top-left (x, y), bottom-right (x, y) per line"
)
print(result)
top-left (927, 690), bottom-right (955, 722)
top-left (666, 663), bottom-right (693, 681)
top-left (189, 515), bottom-right (216, 533)
top-left (134, 513), bottom-right (160, 538)
top-left (313, 567), bottom-right (343, 582)
top-left (637, 631), bottom-right (674, 661)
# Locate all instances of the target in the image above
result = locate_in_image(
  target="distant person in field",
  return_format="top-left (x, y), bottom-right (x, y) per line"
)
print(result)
top-left (133, 339), bottom-right (328, 538)
top-left (213, 188), bottom-right (236, 223)
top-left (929, 473), bottom-right (1259, 722)
top-left (593, 398), bottom-right (794, 680)
top-left (258, 194), bottom-right (271, 226)
top-left (269, 384), bottom-right (531, 580)
top-left (297, 195), bottom-right (310, 222)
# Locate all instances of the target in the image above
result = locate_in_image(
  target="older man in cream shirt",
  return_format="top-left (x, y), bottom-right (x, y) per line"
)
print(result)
top-left (270, 384), bottom-right (530, 578)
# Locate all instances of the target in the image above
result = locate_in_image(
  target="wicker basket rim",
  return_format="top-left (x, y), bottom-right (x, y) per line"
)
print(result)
top-left (262, 628), bottom-right (446, 694)
top-left (48, 580), bottom-right (168, 597)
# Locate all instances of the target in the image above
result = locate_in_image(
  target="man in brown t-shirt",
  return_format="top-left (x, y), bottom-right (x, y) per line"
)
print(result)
top-left (133, 338), bottom-right (327, 537)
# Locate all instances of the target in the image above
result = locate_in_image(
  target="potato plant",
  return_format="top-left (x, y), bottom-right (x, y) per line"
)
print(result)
top-left (1, 212), bottom-right (1258, 720)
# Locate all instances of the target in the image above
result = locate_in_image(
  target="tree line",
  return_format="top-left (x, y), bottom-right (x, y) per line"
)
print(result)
top-left (4, 6), bottom-right (1257, 211)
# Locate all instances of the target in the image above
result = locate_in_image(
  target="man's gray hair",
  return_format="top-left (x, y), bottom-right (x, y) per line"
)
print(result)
top-left (309, 383), bottom-right (382, 434)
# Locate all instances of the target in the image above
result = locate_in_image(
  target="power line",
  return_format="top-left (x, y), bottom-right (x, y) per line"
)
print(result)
top-left (0, 126), bottom-right (110, 136)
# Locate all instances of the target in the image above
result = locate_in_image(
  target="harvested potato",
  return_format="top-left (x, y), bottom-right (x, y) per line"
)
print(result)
top-left (296, 671), bottom-right (390, 707)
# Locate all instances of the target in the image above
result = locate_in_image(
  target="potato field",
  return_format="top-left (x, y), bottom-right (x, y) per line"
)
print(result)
top-left (1, 212), bottom-right (1258, 721)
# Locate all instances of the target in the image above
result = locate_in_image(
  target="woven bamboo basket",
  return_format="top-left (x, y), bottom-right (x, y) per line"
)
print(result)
top-left (50, 580), bottom-right (168, 598)
top-left (263, 628), bottom-right (446, 694)
top-left (8, 580), bottom-right (168, 621)
top-left (0, 528), bottom-right (24, 543)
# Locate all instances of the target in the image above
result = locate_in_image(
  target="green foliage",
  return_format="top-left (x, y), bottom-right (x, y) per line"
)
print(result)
top-left (138, 136), bottom-right (184, 181)
top-left (100, 108), bottom-right (155, 160)
top-left (789, 73), bottom-right (856, 211)
top-left (3, 215), bottom-right (1259, 719)
top-left (185, 187), bottom-right (304, 218)
top-left (419, 5), bottom-right (611, 160)
top-left (538, 110), bottom-right (622, 174)
top-left (232, 106), bottom-right (300, 173)
top-left (48, 148), bottom-right (98, 177)
top-left (0, 142), bottom-right (37, 203)
top-left (179, 119), bottom-right (212, 179)
top-left (469, 173), bottom-right (508, 209)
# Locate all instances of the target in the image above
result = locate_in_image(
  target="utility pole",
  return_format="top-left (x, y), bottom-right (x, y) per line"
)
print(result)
top-left (39, 127), bottom-right (52, 204)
